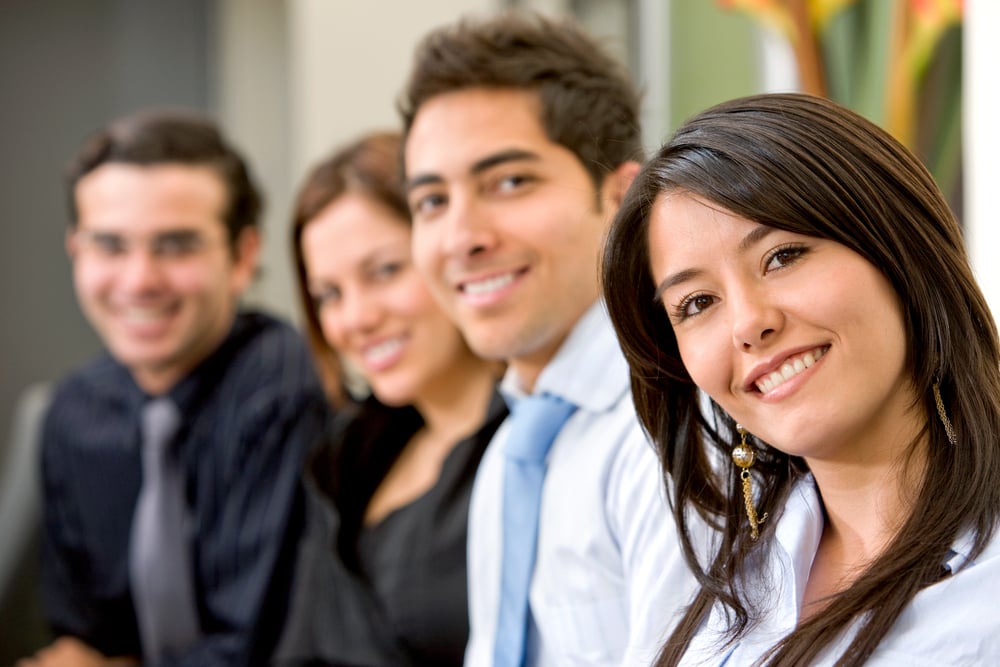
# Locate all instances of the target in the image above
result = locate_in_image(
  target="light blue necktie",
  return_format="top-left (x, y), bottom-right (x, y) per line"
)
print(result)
top-left (129, 397), bottom-right (201, 659)
top-left (493, 393), bottom-right (577, 667)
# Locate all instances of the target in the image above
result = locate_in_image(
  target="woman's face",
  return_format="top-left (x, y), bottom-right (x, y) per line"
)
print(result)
top-left (301, 192), bottom-right (473, 407)
top-left (647, 192), bottom-right (917, 465)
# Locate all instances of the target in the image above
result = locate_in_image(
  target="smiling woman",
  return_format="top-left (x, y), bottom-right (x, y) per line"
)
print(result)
top-left (601, 93), bottom-right (1000, 666)
top-left (275, 131), bottom-right (506, 667)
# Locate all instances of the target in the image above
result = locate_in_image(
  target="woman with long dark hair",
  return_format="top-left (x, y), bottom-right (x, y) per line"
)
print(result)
top-left (601, 93), bottom-right (1000, 665)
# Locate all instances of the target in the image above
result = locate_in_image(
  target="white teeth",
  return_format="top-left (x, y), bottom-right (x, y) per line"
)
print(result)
top-left (363, 338), bottom-right (402, 364)
top-left (123, 307), bottom-right (171, 322)
top-left (755, 347), bottom-right (827, 394)
top-left (464, 273), bottom-right (514, 296)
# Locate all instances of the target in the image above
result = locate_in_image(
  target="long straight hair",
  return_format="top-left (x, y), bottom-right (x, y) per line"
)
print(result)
top-left (601, 93), bottom-right (1000, 665)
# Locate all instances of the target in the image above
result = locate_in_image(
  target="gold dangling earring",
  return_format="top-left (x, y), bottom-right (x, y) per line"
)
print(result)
top-left (933, 377), bottom-right (957, 446)
top-left (733, 424), bottom-right (768, 540)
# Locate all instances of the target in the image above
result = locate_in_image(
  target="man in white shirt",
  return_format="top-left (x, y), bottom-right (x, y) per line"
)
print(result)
top-left (400, 13), bottom-right (697, 666)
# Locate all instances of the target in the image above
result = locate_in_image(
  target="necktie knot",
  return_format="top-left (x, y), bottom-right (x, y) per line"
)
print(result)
top-left (141, 397), bottom-right (181, 457)
top-left (504, 393), bottom-right (577, 462)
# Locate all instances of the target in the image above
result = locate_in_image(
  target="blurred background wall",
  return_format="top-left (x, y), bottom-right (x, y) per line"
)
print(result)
top-left (0, 0), bottom-right (996, 661)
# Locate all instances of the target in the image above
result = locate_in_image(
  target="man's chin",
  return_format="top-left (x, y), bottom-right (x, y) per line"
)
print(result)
top-left (463, 332), bottom-right (516, 364)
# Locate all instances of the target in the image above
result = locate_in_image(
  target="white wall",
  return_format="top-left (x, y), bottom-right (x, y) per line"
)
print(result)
top-left (965, 0), bottom-right (1000, 317)
top-left (214, 0), bottom-right (293, 318)
top-left (217, 0), bottom-right (500, 322)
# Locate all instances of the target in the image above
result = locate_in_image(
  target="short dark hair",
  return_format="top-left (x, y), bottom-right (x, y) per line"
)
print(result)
top-left (290, 131), bottom-right (407, 407)
top-left (602, 92), bottom-right (1000, 666)
top-left (66, 110), bottom-right (263, 248)
top-left (399, 11), bottom-right (643, 187)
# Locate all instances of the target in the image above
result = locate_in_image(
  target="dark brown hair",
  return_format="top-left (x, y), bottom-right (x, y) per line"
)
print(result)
top-left (66, 109), bottom-right (262, 250)
top-left (601, 93), bottom-right (1000, 665)
top-left (290, 131), bottom-right (408, 407)
top-left (399, 11), bottom-right (643, 188)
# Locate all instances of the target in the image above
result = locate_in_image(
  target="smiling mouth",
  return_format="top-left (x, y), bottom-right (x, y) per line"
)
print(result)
top-left (462, 272), bottom-right (515, 296)
top-left (362, 337), bottom-right (404, 366)
top-left (119, 304), bottom-right (176, 324)
top-left (754, 346), bottom-right (828, 393)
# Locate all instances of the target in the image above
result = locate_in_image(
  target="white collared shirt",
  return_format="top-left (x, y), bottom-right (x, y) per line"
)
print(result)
top-left (465, 301), bottom-right (699, 667)
top-left (681, 476), bottom-right (1000, 666)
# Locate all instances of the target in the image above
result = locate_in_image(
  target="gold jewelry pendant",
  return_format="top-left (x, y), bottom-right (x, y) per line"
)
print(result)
top-left (733, 424), bottom-right (768, 539)
top-left (932, 380), bottom-right (957, 445)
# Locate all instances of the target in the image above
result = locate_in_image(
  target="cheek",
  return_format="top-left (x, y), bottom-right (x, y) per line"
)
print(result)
top-left (168, 260), bottom-right (233, 296)
top-left (317, 308), bottom-right (347, 351)
top-left (397, 275), bottom-right (444, 323)
top-left (72, 258), bottom-right (116, 300)
top-left (675, 324), bottom-right (731, 398)
top-left (411, 226), bottom-right (440, 275)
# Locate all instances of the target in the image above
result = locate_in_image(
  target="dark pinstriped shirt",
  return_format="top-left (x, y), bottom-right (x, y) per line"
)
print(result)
top-left (40, 311), bottom-right (331, 666)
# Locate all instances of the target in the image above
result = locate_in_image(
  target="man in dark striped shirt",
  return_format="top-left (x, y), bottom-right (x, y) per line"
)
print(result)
top-left (26, 112), bottom-right (330, 666)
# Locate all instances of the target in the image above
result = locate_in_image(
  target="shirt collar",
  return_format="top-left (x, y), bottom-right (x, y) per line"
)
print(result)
top-left (499, 300), bottom-right (629, 413)
top-left (781, 475), bottom-right (979, 579)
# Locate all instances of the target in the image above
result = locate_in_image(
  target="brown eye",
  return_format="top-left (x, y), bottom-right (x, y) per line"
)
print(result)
top-left (411, 192), bottom-right (446, 217)
top-left (672, 293), bottom-right (717, 321)
top-left (764, 244), bottom-right (807, 272)
top-left (686, 294), bottom-right (716, 315)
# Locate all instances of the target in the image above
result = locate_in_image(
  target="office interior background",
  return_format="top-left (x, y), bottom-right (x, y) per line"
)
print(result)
top-left (1, 0), bottom-right (997, 661)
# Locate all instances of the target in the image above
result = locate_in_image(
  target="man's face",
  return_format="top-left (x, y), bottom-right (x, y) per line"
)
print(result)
top-left (406, 87), bottom-right (627, 390)
top-left (68, 163), bottom-right (258, 394)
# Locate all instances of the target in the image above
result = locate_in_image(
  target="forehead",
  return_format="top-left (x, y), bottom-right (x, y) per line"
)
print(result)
top-left (404, 87), bottom-right (553, 177)
top-left (303, 193), bottom-right (409, 258)
top-left (650, 192), bottom-right (749, 238)
top-left (74, 162), bottom-right (227, 234)
top-left (648, 193), bottom-right (755, 263)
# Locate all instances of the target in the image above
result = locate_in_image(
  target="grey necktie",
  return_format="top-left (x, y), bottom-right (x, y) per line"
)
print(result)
top-left (129, 397), bottom-right (200, 659)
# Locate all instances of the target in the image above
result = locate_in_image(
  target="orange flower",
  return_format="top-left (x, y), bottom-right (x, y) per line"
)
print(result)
top-left (911, 0), bottom-right (963, 26)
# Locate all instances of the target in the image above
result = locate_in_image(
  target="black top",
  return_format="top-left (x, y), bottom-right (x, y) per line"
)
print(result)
top-left (275, 390), bottom-right (507, 667)
top-left (40, 311), bottom-right (331, 666)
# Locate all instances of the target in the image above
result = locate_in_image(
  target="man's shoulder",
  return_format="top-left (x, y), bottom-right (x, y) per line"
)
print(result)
top-left (217, 311), bottom-right (320, 389)
top-left (49, 353), bottom-right (130, 412)
top-left (43, 354), bottom-right (136, 456)
top-left (184, 311), bottom-right (326, 430)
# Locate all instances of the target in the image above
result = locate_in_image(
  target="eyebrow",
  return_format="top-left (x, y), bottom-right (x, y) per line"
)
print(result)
top-left (738, 224), bottom-right (776, 253)
top-left (155, 229), bottom-right (203, 241)
top-left (653, 268), bottom-right (701, 303)
top-left (404, 148), bottom-right (541, 193)
top-left (359, 240), bottom-right (409, 270)
top-left (652, 224), bottom-right (777, 301)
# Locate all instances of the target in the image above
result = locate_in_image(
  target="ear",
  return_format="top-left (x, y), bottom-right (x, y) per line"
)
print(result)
top-left (230, 226), bottom-right (262, 294)
top-left (601, 160), bottom-right (642, 211)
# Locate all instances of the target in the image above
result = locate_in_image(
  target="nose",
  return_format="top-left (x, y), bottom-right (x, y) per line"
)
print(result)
top-left (119, 247), bottom-right (164, 293)
top-left (339, 288), bottom-right (381, 334)
top-left (439, 192), bottom-right (498, 260)
top-left (730, 283), bottom-right (783, 351)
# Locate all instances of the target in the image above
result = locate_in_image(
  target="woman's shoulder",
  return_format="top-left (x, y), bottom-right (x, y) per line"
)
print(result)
top-left (865, 527), bottom-right (1000, 664)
